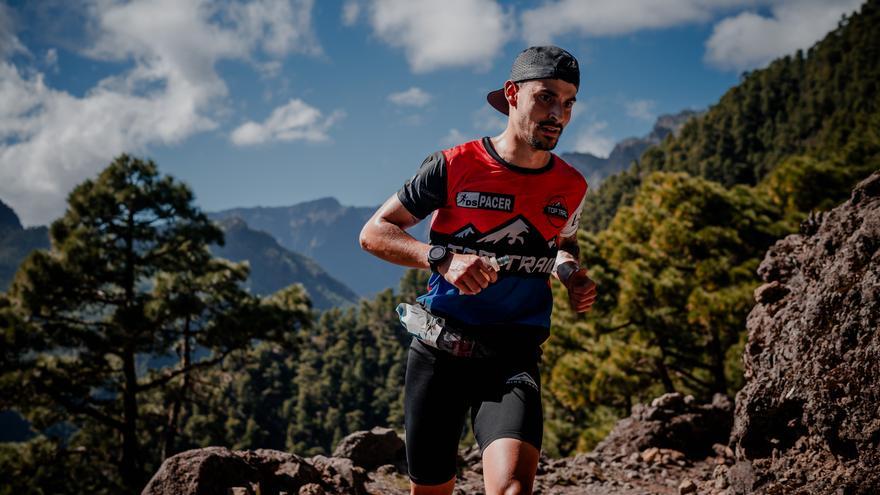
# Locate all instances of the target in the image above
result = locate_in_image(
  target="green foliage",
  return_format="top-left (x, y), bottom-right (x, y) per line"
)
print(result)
top-left (0, 435), bottom-right (120, 495)
top-left (161, 269), bottom-right (426, 459)
top-left (0, 155), bottom-right (309, 493)
top-left (584, 0), bottom-right (880, 232)
top-left (755, 154), bottom-right (877, 231)
top-left (543, 173), bottom-right (787, 455)
top-left (0, 226), bottom-right (49, 292)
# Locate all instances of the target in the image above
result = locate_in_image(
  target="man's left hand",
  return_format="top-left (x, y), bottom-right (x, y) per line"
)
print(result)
top-left (565, 268), bottom-right (597, 313)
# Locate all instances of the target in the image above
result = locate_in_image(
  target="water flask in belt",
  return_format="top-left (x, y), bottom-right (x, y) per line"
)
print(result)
top-left (396, 303), bottom-right (477, 357)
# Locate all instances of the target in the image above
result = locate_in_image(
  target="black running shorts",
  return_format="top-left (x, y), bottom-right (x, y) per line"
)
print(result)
top-left (404, 337), bottom-right (543, 485)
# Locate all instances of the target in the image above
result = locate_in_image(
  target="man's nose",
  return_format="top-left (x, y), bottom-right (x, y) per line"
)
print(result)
top-left (548, 101), bottom-right (563, 121)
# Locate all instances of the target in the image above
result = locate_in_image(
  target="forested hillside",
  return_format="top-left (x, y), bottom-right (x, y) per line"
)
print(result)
top-left (0, 199), bottom-right (49, 290)
top-left (540, 0), bottom-right (879, 455)
top-left (212, 217), bottom-right (358, 309)
top-left (585, 0), bottom-right (879, 232)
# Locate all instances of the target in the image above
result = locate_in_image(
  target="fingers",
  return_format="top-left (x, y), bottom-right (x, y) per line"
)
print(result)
top-left (479, 257), bottom-right (499, 283)
top-left (568, 272), bottom-right (598, 313)
top-left (447, 254), bottom-right (498, 295)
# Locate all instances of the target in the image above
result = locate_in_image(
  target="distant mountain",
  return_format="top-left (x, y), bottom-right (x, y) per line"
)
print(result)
top-left (212, 217), bottom-right (358, 309)
top-left (209, 198), bottom-right (419, 296)
top-left (561, 110), bottom-right (701, 187)
top-left (0, 199), bottom-right (49, 291)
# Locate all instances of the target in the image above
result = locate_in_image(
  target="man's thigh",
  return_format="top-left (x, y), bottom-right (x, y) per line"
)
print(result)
top-left (473, 375), bottom-right (543, 495)
top-left (404, 339), bottom-right (470, 486)
top-left (471, 362), bottom-right (543, 456)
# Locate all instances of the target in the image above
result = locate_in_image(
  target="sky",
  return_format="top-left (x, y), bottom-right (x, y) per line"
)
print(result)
top-left (0, 0), bottom-right (866, 227)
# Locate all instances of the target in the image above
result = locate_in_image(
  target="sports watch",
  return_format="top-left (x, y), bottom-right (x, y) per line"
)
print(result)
top-left (427, 245), bottom-right (450, 272)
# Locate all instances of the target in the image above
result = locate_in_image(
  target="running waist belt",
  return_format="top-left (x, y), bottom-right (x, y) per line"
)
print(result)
top-left (396, 303), bottom-right (496, 358)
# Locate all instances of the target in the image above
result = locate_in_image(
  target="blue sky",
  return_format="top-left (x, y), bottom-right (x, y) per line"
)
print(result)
top-left (0, 0), bottom-right (865, 226)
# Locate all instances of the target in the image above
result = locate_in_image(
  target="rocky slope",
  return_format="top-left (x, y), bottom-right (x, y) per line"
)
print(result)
top-left (144, 393), bottom-right (737, 495)
top-left (728, 171), bottom-right (880, 494)
top-left (143, 174), bottom-right (880, 494)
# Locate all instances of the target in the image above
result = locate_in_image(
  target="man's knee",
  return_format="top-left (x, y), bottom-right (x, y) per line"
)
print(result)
top-left (495, 479), bottom-right (531, 495)
top-left (410, 476), bottom-right (456, 495)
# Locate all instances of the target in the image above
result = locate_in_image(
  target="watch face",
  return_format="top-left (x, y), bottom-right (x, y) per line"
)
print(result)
top-left (428, 245), bottom-right (447, 262)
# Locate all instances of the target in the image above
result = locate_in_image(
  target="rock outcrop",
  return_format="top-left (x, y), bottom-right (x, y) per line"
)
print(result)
top-left (593, 392), bottom-right (733, 460)
top-left (144, 397), bottom-right (735, 495)
top-left (142, 428), bottom-right (400, 495)
top-left (729, 172), bottom-right (880, 494)
top-left (331, 427), bottom-right (405, 471)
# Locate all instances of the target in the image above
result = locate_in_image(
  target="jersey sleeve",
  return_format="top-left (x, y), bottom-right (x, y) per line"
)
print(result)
top-left (396, 151), bottom-right (447, 220)
top-left (559, 190), bottom-right (586, 238)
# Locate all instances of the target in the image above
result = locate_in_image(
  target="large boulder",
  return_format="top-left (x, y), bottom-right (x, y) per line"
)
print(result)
top-left (593, 392), bottom-right (734, 459)
top-left (141, 447), bottom-right (362, 495)
top-left (729, 172), bottom-right (880, 494)
top-left (332, 427), bottom-right (405, 471)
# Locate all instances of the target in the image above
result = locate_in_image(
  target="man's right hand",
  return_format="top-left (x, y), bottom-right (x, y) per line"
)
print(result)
top-left (438, 253), bottom-right (499, 295)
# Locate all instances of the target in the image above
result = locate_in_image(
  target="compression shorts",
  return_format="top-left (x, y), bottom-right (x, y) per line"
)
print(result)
top-left (403, 337), bottom-right (543, 485)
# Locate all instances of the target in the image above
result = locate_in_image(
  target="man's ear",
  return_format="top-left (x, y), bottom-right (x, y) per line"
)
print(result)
top-left (504, 80), bottom-right (519, 113)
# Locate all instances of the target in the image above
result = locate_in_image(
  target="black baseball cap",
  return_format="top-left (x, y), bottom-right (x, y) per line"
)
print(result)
top-left (487, 45), bottom-right (580, 115)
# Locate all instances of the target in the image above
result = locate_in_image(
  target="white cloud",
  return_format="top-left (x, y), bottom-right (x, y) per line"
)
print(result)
top-left (519, 0), bottom-right (864, 73)
top-left (230, 99), bottom-right (343, 146)
top-left (625, 99), bottom-right (656, 121)
top-left (367, 0), bottom-right (514, 72)
top-left (573, 121), bottom-right (614, 158)
top-left (342, 1), bottom-right (361, 26)
top-left (388, 87), bottom-right (432, 107)
top-left (442, 128), bottom-right (469, 147)
top-left (0, 0), bottom-right (322, 226)
top-left (705, 0), bottom-right (864, 71)
top-left (521, 0), bottom-right (733, 45)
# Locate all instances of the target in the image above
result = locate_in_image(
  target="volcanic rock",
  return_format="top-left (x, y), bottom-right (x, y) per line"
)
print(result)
top-left (331, 426), bottom-right (405, 471)
top-left (593, 392), bottom-right (734, 459)
top-left (730, 171), bottom-right (880, 494)
top-left (141, 447), bottom-right (323, 495)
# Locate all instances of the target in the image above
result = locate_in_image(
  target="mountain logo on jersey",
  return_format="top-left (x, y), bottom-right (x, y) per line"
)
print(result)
top-left (477, 218), bottom-right (530, 245)
top-left (456, 191), bottom-right (515, 212)
top-left (434, 216), bottom-right (558, 277)
top-left (454, 224), bottom-right (477, 238)
top-left (543, 196), bottom-right (569, 228)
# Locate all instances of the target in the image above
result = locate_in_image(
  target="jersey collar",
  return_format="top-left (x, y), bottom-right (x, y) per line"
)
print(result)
top-left (481, 137), bottom-right (555, 175)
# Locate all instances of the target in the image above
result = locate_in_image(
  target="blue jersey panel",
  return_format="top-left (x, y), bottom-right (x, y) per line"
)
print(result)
top-left (418, 273), bottom-right (553, 328)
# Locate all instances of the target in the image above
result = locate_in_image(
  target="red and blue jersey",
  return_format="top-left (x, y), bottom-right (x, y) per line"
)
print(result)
top-left (397, 137), bottom-right (587, 339)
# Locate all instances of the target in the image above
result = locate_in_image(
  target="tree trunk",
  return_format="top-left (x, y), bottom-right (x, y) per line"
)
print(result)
top-left (121, 344), bottom-right (141, 493)
top-left (120, 202), bottom-right (142, 493)
top-left (654, 331), bottom-right (677, 393)
top-left (162, 317), bottom-right (192, 460)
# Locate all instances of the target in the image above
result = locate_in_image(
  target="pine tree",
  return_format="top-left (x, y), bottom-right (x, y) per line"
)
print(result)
top-left (0, 155), bottom-right (309, 493)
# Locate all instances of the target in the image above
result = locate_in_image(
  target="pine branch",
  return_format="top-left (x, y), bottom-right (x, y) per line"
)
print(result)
top-left (136, 352), bottom-right (231, 393)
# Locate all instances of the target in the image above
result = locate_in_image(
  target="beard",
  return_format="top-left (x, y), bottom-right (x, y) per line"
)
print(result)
top-left (527, 134), bottom-right (558, 151)
top-left (527, 121), bottom-right (563, 151)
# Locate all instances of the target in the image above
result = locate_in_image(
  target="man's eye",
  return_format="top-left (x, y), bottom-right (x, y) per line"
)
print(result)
top-left (538, 94), bottom-right (551, 103)
top-left (565, 101), bottom-right (575, 109)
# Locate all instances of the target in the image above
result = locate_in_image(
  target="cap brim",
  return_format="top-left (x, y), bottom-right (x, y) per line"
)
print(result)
top-left (487, 88), bottom-right (509, 115)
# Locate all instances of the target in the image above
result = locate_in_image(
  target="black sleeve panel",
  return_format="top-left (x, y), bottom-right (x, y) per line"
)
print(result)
top-left (397, 151), bottom-right (447, 220)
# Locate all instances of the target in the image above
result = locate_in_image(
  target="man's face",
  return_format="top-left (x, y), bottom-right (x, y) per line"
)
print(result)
top-left (509, 79), bottom-right (577, 151)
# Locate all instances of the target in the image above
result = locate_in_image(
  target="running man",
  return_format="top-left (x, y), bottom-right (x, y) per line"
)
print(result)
top-left (359, 46), bottom-right (597, 495)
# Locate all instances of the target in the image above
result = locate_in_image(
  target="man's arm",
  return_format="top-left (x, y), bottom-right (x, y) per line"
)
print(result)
top-left (555, 233), bottom-right (597, 313)
top-left (359, 195), bottom-right (497, 295)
